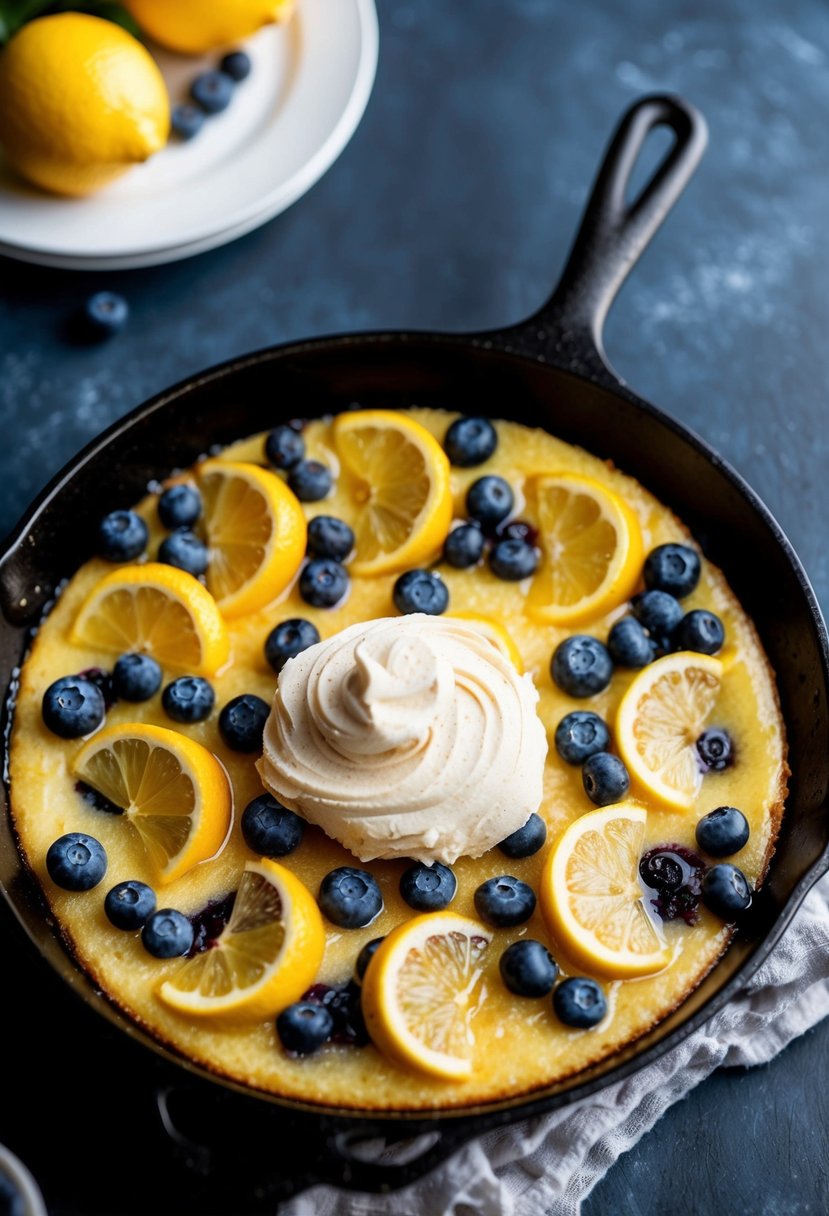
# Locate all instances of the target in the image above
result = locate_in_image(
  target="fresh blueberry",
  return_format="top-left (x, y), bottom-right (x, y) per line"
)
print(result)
top-left (104, 880), bottom-right (156, 930)
top-left (393, 568), bottom-right (449, 615)
top-left (466, 476), bottom-right (514, 529)
top-left (218, 693), bottom-right (270, 752)
top-left (220, 50), bottom-right (252, 81)
top-left (141, 908), bottom-right (194, 958)
top-left (696, 806), bottom-right (750, 857)
top-left (474, 875), bottom-right (536, 927)
top-left (551, 635), bottom-right (613, 697)
top-left (554, 711), bottom-right (611, 765)
top-left (399, 861), bottom-right (457, 911)
top-left (696, 727), bottom-right (734, 772)
top-left (276, 1001), bottom-right (333, 1056)
top-left (46, 833), bottom-right (107, 891)
top-left (98, 509), bottom-right (147, 562)
top-left (265, 618), bottom-right (321, 673)
top-left (631, 589), bottom-right (683, 644)
top-left (701, 863), bottom-right (752, 919)
top-left (443, 523), bottom-right (485, 568)
top-left (639, 850), bottom-right (685, 893)
top-left (324, 979), bottom-right (370, 1046)
top-left (553, 977), bottom-right (608, 1028)
top-left (42, 676), bottom-right (106, 738)
top-left (675, 609), bottom-right (725, 655)
top-left (489, 538), bottom-right (539, 581)
top-left (444, 416), bottom-right (498, 466)
top-left (307, 515), bottom-right (354, 562)
top-left (355, 936), bottom-right (385, 982)
top-left (319, 867), bottom-right (383, 928)
top-left (191, 70), bottom-right (234, 113)
top-left (83, 291), bottom-right (129, 338)
top-left (496, 519), bottom-right (538, 546)
top-left (498, 812), bottom-right (547, 858)
top-left (265, 424), bottom-right (305, 470)
top-left (299, 558), bottom-right (349, 608)
top-left (158, 483), bottom-right (202, 529)
top-left (582, 751), bottom-right (630, 806)
top-left (644, 543), bottom-right (701, 598)
top-left (607, 616), bottom-right (655, 668)
top-left (288, 459), bottom-right (333, 502)
top-left (500, 940), bottom-right (559, 998)
top-left (170, 103), bottom-right (205, 140)
top-left (639, 844), bottom-right (706, 924)
top-left (241, 794), bottom-right (305, 857)
top-left (158, 529), bottom-right (209, 578)
top-left (0, 1168), bottom-right (24, 1216)
top-left (162, 676), bottom-right (215, 724)
top-left (111, 653), bottom-right (162, 703)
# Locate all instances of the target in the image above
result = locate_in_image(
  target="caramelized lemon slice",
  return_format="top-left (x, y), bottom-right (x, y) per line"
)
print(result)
top-left (539, 803), bottom-right (669, 979)
top-left (332, 410), bottom-right (452, 576)
top-left (361, 913), bottom-right (492, 1080)
top-left (158, 859), bottom-right (324, 1021)
top-left (616, 652), bottom-right (723, 810)
top-left (198, 460), bottom-right (307, 619)
top-left (72, 723), bottom-right (231, 885)
top-left (447, 611), bottom-right (523, 672)
top-left (71, 563), bottom-right (229, 676)
top-left (526, 473), bottom-right (643, 626)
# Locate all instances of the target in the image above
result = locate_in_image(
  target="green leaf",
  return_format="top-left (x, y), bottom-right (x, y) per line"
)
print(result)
top-left (0, 0), bottom-right (143, 43)
top-left (0, 0), bottom-right (54, 44)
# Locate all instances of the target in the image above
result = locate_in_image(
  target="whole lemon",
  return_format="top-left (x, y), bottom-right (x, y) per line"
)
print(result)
top-left (125, 0), bottom-right (295, 55)
top-left (0, 13), bottom-right (170, 197)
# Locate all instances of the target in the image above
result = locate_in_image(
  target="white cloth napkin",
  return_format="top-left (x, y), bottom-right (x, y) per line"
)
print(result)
top-left (283, 871), bottom-right (829, 1216)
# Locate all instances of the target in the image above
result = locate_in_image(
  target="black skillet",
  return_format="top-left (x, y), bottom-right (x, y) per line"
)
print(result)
top-left (2, 94), bottom-right (828, 1209)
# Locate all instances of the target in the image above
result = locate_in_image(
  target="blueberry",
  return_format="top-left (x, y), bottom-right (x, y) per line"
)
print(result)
top-left (46, 832), bottom-right (107, 891)
top-left (393, 568), bottom-right (449, 615)
top-left (299, 558), bottom-right (349, 608)
top-left (112, 653), bottom-right (162, 703)
top-left (675, 609), bottom-right (725, 655)
top-left (83, 291), bottom-right (129, 338)
top-left (443, 523), bottom-right (485, 568)
top-left (241, 794), bottom-right (304, 857)
top-left (466, 476), bottom-right (514, 528)
top-left (498, 812), bottom-right (547, 858)
top-left (265, 424), bottom-right (305, 471)
top-left (142, 908), bottom-right (194, 958)
top-left (489, 538), bottom-right (539, 581)
top-left (696, 727), bottom-right (734, 772)
top-left (444, 416), bottom-right (498, 466)
top-left (696, 806), bottom-right (750, 857)
top-left (474, 875), bottom-right (536, 927)
top-left (218, 693), bottom-right (270, 752)
top-left (639, 845), bottom-right (706, 924)
top-left (265, 618), bottom-right (321, 674)
top-left (500, 940), bottom-right (559, 998)
top-left (191, 70), bottom-right (234, 113)
top-left (42, 676), bottom-right (106, 738)
top-left (0, 1169), bottom-right (24, 1216)
top-left (276, 1001), bottom-right (333, 1056)
top-left (307, 515), bottom-right (354, 562)
top-left (325, 978), bottom-right (370, 1046)
top-left (639, 851), bottom-right (685, 892)
top-left (554, 711), bottom-right (611, 765)
top-left (319, 867), bottom-right (383, 928)
top-left (98, 509), bottom-right (147, 562)
top-left (553, 977), bottom-right (608, 1028)
top-left (158, 483), bottom-right (202, 529)
top-left (644, 543), bottom-right (701, 598)
top-left (158, 529), bottom-right (209, 578)
top-left (701, 863), bottom-right (752, 919)
top-left (162, 676), bottom-right (215, 724)
top-left (220, 50), bottom-right (252, 81)
top-left (582, 751), bottom-right (630, 806)
top-left (355, 936), bottom-right (385, 981)
top-left (399, 861), bottom-right (457, 911)
top-left (288, 459), bottom-right (333, 502)
top-left (170, 103), bottom-right (205, 140)
top-left (631, 589), bottom-right (683, 642)
top-left (607, 616), bottom-right (655, 668)
top-left (551, 635), bottom-right (613, 697)
top-left (104, 880), bottom-right (156, 930)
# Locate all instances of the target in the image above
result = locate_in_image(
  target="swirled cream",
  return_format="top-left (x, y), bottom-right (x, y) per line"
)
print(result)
top-left (257, 614), bottom-right (547, 864)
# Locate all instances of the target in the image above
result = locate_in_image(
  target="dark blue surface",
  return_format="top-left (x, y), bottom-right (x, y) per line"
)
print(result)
top-left (2, 1), bottom-right (829, 1211)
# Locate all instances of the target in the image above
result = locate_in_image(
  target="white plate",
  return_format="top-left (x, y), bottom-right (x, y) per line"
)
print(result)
top-left (0, 0), bottom-right (378, 269)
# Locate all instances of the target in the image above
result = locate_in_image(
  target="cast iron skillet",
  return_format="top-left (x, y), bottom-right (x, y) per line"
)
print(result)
top-left (2, 95), bottom-right (828, 1208)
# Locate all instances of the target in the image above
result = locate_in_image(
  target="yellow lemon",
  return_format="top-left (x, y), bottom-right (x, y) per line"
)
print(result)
top-left (125, 0), bottom-right (295, 55)
top-left (0, 14), bottom-right (169, 197)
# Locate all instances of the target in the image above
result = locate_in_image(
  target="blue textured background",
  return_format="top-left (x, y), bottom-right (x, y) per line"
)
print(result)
top-left (2, 1), bottom-right (829, 1210)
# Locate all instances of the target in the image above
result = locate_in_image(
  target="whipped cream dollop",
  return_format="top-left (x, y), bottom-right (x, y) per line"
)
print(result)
top-left (257, 614), bottom-right (547, 864)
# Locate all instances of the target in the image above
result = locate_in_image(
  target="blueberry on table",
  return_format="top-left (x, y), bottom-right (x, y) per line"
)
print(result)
top-left (696, 806), bottom-right (750, 857)
top-left (643, 543), bottom-right (701, 598)
top-left (607, 616), bottom-right (655, 668)
top-left (220, 50), bottom-right (252, 81)
top-left (443, 523), bottom-right (485, 568)
top-left (319, 867), bottom-right (383, 929)
top-left (701, 863), bottom-right (752, 919)
top-left (265, 424), bottom-right (305, 471)
top-left (83, 291), bottom-right (129, 338)
top-left (158, 529), bottom-right (209, 578)
top-left (46, 833), bottom-right (107, 891)
top-left (112, 653), bottom-right (162, 703)
top-left (553, 977), bottom-right (608, 1028)
top-left (277, 1002), bottom-right (333, 1056)
top-left (399, 861), bottom-right (457, 911)
top-left (500, 940), bottom-right (559, 998)
top-left (489, 538), bottom-right (538, 581)
top-left (631, 589), bottom-right (683, 642)
top-left (498, 812), bottom-right (546, 858)
top-left (105, 880), bottom-right (156, 930)
top-left (554, 711), bottom-right (611, 765)
top-left (98, 509), bottom-right (147, 562)
top-left (191, 70), bottom-right (234, 113)
top-left (241, 794), bottom-right (304, 857)
top-left (299, 558), bottom-right (349, 608)
top-left (171, 103), bottom-right (205, 141)
top-left (444, 416), bottom-right (498, 467)
top-left (696, 727), bottom-right (734, 772)
top-left (158, 483), bottom-right (202, 529)
top-left (393, 569), bottom-right (449, 615)
top-left (551, 635), bottom-right (613, 697)
top-left (466, 475), bottom-right (514, 528)
top-left (218, 693), bottom-right (270, 752)
top-left (265, 618), bottom-right (321, 674)
top-left (142, 908), bottom-right (194, 958)
top-left (582, 752), bottom-right (630, 806)
top-left (675, 609), bottom-right (725, 655)
top-left (307, 515), bottom-right (355, 562)
top-left (474, 875), bottom-right (536, 927)
top-left (42, 676), bottom-right (106, 739)
top-left (355, 936), bottom-right (385, 982)
top-left (162, 676), bottom-right (215, 724)
top-left (289, 459), bottom-right (333, 502)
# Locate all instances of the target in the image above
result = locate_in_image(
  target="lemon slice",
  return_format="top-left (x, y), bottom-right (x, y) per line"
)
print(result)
top-left (197, 460), bottom-right (307, 619)
top-left (526, 473), bottom-right (643, 626)
top-left (332, 410), bottom-right (453, 577)
top-left (361, 912), bottom-right (492, 1080)
top-left (539, 803), bottom-right (669, 979)
top-left (72, 563), bottom-right (229, 676)
top-left (72, 723), bottom-right (231, 885)
top-left (616, 652), bottom-right (723, 811)
top-left (447, 612), bottom-right (523, 672)
top-left (158, 859), bottom-right (325, 1020)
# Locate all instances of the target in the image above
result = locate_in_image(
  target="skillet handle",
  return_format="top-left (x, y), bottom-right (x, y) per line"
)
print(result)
top-left (487, 93), bottom-right (707, 383)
